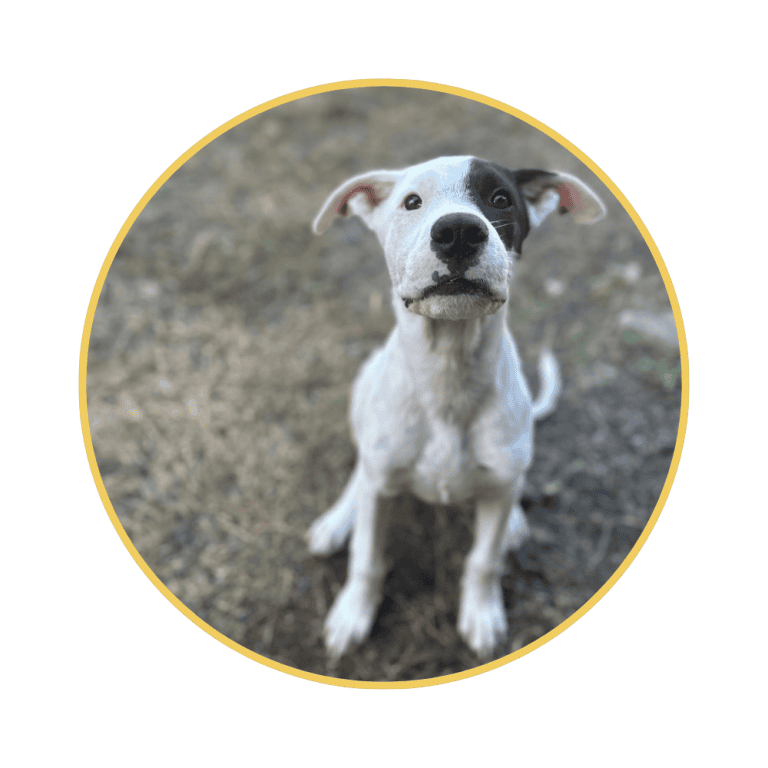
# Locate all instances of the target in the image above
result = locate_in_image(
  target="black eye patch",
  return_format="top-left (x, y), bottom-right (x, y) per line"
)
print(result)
top-left (465, 159), bottom-right (530, 254)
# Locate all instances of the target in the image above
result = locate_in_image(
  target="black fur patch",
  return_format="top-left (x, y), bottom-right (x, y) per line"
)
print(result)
top-left (465, 159), bottom-right (554, 257)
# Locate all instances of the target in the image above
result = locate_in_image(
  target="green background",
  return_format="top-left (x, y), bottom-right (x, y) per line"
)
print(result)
top-left (3, 1), bottom-right (765, 765)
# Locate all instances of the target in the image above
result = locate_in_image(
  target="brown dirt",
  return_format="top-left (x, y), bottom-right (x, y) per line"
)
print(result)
top-left (86, 86), bottom-right (682, 683)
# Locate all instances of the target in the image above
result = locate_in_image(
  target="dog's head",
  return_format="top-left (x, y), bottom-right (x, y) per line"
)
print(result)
top-left (313, 156), bottom-right (605, 320)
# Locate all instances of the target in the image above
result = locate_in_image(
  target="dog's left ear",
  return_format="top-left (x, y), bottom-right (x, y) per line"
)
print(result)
top-left (513, 170), bottom-right (606, 228)
top-left (313, 169), bottom-right (403, 235)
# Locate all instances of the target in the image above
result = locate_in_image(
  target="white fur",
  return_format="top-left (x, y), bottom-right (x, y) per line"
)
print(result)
top-left (307, 157), bottom-right (604, 660)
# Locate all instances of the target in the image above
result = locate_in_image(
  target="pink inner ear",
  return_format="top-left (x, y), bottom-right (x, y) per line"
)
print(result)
top-left (336, 184), bottom-right (381, 216)
top-left (555, 181), bottom-right (581, 214)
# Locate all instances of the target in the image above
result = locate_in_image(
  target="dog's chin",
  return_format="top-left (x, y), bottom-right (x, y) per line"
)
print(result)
top-left (406, 294), bottom-right (505, 320)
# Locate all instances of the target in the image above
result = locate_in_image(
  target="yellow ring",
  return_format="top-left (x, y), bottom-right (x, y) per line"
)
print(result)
top-left (79, 78), bottom-right (689, 689)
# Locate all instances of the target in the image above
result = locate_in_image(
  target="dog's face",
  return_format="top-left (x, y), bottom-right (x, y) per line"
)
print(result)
top-left (314, 156), bottom-right (605, 320)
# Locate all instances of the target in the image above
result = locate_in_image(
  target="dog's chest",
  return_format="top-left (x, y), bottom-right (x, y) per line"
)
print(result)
top-left (403, 321), bottom-right (504, 504)
top-left (411, 419), bottom-right (490, 504)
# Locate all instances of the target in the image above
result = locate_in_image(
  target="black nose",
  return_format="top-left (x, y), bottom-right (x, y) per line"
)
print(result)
top-left (430, 213), bottom-right (488, 270)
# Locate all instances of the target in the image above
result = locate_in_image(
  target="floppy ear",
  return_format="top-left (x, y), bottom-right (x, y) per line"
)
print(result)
top-left (513, 170), bottom-right (606, 228)
top-left (312, 169), bottom-right (403, 235)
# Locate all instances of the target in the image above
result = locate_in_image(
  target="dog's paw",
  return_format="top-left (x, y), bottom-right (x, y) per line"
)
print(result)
top-left (457, 578), bottom-right (508, 659)
top-left (324, 579), bottom-right (380, 660)
top-left (306, 505), bottom-right (354, 556)
top-left (502, 505), bottom-right (531, 552)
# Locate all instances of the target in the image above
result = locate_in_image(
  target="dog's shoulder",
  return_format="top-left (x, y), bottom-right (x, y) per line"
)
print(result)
top-left (349, 333), bottom-right (424, 459)
top-left (470, 334), bottom-right (535, 474)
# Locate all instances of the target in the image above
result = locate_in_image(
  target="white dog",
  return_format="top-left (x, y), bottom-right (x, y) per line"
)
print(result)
top-left (307, 156), bottom-right (605, 659)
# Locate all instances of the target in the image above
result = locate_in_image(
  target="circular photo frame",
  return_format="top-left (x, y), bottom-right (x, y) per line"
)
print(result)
top-left (81, 79), bottom-right (687, 687)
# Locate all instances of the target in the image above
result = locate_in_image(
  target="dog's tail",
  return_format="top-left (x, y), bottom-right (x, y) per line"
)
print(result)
top-left (531, 349), bottom-right (561, 420)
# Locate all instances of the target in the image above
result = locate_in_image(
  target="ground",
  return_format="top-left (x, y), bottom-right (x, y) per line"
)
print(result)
top-left (85, 86), bottom-right (683, 683)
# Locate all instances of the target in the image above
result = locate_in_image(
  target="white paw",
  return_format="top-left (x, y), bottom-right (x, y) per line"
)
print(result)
top-left (502, 505), bottom-right (531, 552)
top-left (306, 505), bottom-right (354, 556)
top-left (457, 579), bottom-right (508, 659)
top-left (324, 579), bottom-right (380, 659)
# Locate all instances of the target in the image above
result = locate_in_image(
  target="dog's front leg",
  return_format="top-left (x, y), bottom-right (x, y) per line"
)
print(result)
top-left (458, 481), bottom-right (523, 658)
top-left (323, 464), bottom-right (390, 659)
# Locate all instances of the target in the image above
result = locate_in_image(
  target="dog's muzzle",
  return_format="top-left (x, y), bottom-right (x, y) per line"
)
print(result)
top-left (402, 212), bottom-right (505, 317)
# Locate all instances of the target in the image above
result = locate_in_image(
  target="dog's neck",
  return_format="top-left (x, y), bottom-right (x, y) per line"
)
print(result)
top-left (392, 295), bottom-right (508, 426)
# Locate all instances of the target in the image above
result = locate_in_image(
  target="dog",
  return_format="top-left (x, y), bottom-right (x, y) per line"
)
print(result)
top-left (306, 156), bottom-right (605, 660)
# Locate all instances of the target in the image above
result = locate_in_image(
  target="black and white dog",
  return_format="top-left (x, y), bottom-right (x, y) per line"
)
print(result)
top-left (307, 156), bottom-right (605, 659)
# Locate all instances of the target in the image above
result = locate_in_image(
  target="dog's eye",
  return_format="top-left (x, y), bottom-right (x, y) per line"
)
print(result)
top-left (490, 189), bottom-right (512, 209)
top-left (404, 194), bottom-right (422, 210)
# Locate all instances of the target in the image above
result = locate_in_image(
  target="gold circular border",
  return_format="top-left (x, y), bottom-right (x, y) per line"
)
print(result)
top-left (79, 78), bottom-right (689, 689)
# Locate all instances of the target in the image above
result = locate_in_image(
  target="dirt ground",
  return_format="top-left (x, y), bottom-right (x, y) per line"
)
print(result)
top-left (85, 86), bottom-right (683, 683)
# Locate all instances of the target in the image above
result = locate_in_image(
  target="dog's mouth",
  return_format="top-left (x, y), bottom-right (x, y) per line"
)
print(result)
top-left (401, 275), bottom-right (504, 314)
top-left (420, 276), bottom-right (494, 300)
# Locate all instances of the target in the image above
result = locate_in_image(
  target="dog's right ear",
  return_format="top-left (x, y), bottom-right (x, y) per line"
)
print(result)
top-left (313, 170), bottom-right (403, 235)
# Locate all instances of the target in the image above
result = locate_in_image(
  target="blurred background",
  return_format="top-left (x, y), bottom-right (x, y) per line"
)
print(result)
top-left (86, 86), bottom-right (682, 682)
